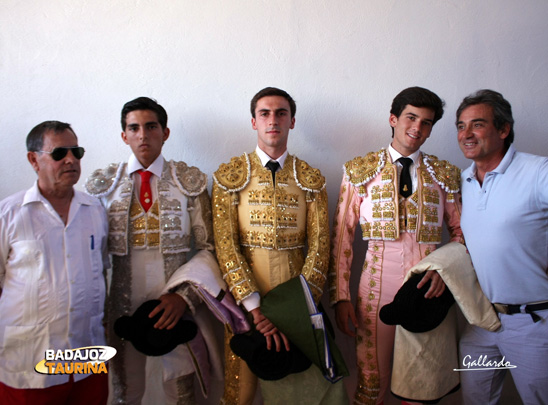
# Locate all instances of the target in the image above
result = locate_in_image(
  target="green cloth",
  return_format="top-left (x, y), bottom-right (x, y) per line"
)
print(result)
top-left (261, 275), bottom-right (349, 382)
top-left (260, 362), bottom-right (348, 405)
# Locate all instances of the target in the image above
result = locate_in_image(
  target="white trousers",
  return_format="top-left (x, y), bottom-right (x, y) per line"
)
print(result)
top-left (459, 309), bottom-right (548, 405)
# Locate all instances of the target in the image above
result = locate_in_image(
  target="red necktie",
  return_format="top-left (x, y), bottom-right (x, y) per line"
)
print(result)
top-left (138, 170), bottom-right (153, 212)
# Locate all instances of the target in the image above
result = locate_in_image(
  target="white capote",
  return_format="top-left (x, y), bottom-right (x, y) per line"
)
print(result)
top-left (390, 242), bottom-right (500, 402)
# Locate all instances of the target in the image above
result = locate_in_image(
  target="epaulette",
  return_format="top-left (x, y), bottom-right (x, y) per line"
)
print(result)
top-left (422, 154), bottom-right (461, 194)
top-left (85, 163), bottom-right (125, 198)
top-left (169, 160), bottom-right (208, 197)
top-left (212, 153), bottom-right (250, 192)
top-left (294, 157), bottom-right (325, 192)
top-left (343, 149), bottom-right (387, 187)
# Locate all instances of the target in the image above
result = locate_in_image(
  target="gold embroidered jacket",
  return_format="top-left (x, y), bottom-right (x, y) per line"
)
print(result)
top-left (212, 151), bottom-right (329, 304)
top-left (340, 148), bottom-right (462, 243)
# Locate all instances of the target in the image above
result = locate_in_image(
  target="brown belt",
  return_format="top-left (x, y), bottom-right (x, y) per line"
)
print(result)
top-left (493, 301), bottom-right (548, 323)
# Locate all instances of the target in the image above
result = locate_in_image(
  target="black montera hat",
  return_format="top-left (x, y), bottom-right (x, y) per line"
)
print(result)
top-left (380, 272), bottom-right (455, 333)
top-left (114, 300), bottom-right (197, 356)
top-left (230, 330), bottom-right (312, 381)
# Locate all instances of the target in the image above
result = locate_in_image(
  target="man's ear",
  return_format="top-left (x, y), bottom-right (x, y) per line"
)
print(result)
top-left (121, 131), bottom-right (129, 145)
top-left (389, 114), bottom-right (398, 128)
top-left (27, 151), bottom-right (39, 172)
top-left (499, 122), bottom-right (511, 140)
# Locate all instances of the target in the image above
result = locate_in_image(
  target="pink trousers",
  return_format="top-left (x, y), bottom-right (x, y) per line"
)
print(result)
top-left (354, 233), bottom-right (433, 405)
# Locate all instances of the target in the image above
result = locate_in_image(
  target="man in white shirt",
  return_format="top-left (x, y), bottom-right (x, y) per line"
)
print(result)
top-left (86, 97), bottom-right (220, 404)
top-left (0, 121), bottom-right (109, 404)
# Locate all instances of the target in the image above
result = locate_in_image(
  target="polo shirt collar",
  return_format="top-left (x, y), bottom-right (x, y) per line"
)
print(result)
top-left (465, 145), bottom-right (516, 181)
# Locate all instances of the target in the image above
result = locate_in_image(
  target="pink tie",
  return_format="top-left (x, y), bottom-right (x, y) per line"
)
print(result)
top-left (138, 170), bottom-right (153, 212)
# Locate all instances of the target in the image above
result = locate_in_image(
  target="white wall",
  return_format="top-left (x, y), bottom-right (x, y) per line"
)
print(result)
top-left (1, 1), bottom-right (546, 403)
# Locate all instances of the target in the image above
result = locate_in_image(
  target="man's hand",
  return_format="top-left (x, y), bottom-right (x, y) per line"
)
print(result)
top-left (250, 307), bottom-right (290, 352)
top-left (335, 301), bottom-right (358, 337)
top-left (417, 271), bottom-right (446, 298)
top-left (149, 293), bottom-right (188, 330)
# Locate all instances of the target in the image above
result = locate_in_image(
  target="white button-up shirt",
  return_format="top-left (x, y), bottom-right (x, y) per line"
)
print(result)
top-left (0, 182), bottom-right (109, 388)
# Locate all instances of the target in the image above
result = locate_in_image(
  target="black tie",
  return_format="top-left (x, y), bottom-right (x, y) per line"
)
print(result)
top-left (398, 157), bottom-right (413, 198)
top-left (266, 160), bottom-right (280, 185)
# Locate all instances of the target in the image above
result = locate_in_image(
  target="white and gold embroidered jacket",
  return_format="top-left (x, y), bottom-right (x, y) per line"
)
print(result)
top-left (85, 159), bottom-right (218, 397)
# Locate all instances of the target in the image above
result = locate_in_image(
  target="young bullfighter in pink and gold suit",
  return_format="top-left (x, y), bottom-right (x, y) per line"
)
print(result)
top-left (329, 87), bottom-right (464, 405)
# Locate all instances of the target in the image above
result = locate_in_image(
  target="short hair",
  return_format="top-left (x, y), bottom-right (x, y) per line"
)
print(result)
top-left (456, 89), bottom-right (514, 147)
top-left (26, 121), bottom-right (76, 152)
top-left (390, 87), bottom-right (445, 136)
top-left (391, 87), bottom-right (445, 122)
top-left (121, 97), bottom-right (168, 130)
top-left (250, 87), bottom-right (296, 118)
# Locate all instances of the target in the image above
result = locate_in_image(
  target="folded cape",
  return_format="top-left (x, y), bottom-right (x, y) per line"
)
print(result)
top-left (261, 275), bottom-right (349, 383)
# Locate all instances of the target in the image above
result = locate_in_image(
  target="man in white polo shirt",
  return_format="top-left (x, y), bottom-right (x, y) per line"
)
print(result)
top-left (457, 89), bottom-right (548, 404)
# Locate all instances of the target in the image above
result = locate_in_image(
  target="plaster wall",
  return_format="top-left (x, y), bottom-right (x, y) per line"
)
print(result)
top-left (1, 1), bottom-right (546, 403)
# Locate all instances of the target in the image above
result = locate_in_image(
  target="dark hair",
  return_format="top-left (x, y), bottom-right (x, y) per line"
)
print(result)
top-left (250, 87), bottom-right (296, 118)
top-left (456, 89), bottom-right (514, 147)
top-left (121, 97), bottom-right (168, 130)
top-left (26, 121), bottom-right (76, 152)
top-left (390, 87), bottom-right (445, 136)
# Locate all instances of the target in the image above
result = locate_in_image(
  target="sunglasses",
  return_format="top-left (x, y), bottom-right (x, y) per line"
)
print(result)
top-left (38, 146), bottom-right (85, 161)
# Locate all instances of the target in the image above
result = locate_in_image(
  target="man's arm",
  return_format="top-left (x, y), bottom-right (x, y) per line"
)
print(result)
top-left (300, 187), bottom-right (330, 303)
top-left (417, 187), bottom-right (464, 298)
top-left (211, 181), bottom-right (259, 303)
top-left (188, 189), bottom-right (216, 251)
top-left (329, 174), bottom-right (361, 336)
top-left (155, 189), bottom-right (216, 329)
top-left (443, 190), bottom-right (464, 244)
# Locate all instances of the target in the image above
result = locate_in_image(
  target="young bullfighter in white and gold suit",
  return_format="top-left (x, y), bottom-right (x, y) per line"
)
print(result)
top-left (86, 97), bottom-right (223, 405)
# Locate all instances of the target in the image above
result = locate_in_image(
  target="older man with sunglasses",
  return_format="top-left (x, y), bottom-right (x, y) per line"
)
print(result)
top-left (0, 121), bottom-right (109, 404)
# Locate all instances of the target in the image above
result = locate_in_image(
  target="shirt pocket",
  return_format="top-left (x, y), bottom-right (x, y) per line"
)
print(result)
top-left (6, 240), bottom-right (46, 283)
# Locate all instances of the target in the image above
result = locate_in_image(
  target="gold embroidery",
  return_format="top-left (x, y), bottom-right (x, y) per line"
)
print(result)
top-left (129, 200), bottom-right (160, 248)
top-left (355, 371), bottom-right (381, 405)
top-left (294, 157), bottom-right (326, 191)
top-left (213, 152), bottom-right (329, 304)
top-left (344, 150), bottom-right (386, 187)
top-left (214, 154), bottom-right (250, 191)
top-left (423, 153), bottom-right (461, 193)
